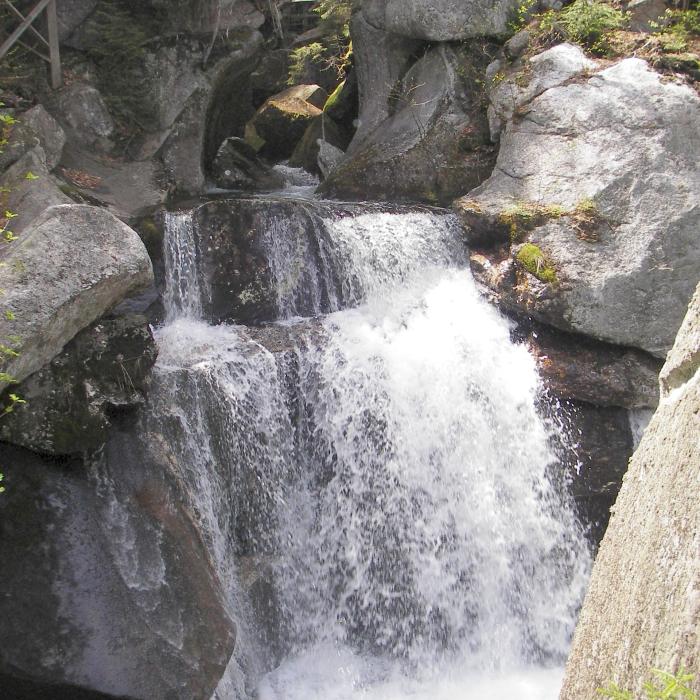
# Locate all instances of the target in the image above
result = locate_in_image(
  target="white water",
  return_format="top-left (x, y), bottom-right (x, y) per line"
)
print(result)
top-left (157, 199), bottom-right (591, 699)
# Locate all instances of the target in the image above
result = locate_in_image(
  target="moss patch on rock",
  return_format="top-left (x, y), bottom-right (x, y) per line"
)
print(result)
top-left (499, 200), bottom-right (566, 241)
top-left (516, 243), bottom-right (558, 283)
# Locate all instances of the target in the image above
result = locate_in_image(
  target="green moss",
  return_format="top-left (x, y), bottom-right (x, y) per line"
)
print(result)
top-left (244, 123), bottom-right (265, 152)
top-left (324, 80), bottom-right (345, 113)
top-left (516, 243), bottom-right (558, 283)
top-left (499, 200), bottom-right (565, 242)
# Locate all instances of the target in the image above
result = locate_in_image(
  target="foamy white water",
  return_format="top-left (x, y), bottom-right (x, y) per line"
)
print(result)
top-left (155, 200), bottom-right (591, 699)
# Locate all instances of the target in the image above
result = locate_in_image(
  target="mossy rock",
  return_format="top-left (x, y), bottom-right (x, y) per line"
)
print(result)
top-left (245, 84), bottom-right (327, 160)
top-left (516, 243), bottom-right (558, 284)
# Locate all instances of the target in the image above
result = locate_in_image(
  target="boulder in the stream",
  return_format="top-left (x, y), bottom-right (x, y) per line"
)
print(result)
top-left (456, 56), bottom-right (700, 357)
top-left (212, 137), bottom-right (285, 191)
top-left (289, 114), bottom-right (350, 176)
top-left (0, 434), bottom-right (236, 699)
top-left (244, 84), bottom-right (328, 160)
top-left (0, 204), bottom-right (154, 391)
top-left (321, 44), bottom-right (496, 205)
top-left (0, 315), bottom-right (157, 455)
top-left (560, 281), bottom-right (700, 698)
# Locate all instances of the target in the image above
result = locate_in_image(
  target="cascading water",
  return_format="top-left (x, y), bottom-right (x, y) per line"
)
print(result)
top-left (154, 182), bottom-right (591, 700)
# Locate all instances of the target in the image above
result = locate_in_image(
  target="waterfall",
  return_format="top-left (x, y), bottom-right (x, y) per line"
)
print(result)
top-left (157, 194), bottom-right (591, 699)
top-left (163, 210), bottom-right (203, 320)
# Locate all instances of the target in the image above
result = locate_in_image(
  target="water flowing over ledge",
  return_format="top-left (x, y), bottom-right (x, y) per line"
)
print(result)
top-left (155, 189), bottom-right (591, 699)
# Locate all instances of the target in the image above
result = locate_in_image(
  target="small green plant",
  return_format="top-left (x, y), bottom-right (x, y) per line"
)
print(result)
top-left (499, 200), bottom-right (566, 241)
top-left (516, 242), bottom-right (558, 283)
top-left (652, 6), bottom-right (700, 53)
top-left (598, 668), bottom-right (697, 700)
top-left (23, 171), bottom-right (38, 180)
top-left (509, 0), bottom-right (539, 32)
top-left (540, 0), bottom-right (628, 54)
top-left (288, 42), bottom-right (326, 85)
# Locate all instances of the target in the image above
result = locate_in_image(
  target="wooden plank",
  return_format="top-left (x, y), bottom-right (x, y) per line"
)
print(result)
top-left (0, 0), bottom-right (52, 61)
top-left (45, 0), bottom-right (61, 88)
top-left (3, 0), bottom-right (50, 47)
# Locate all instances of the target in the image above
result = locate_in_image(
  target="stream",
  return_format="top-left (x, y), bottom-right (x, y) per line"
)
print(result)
top-left (153, 172), bottom-right (591, 699)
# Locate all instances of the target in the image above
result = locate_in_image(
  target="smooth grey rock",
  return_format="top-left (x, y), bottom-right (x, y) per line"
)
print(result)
top-left (456, 58), bottom-right (700, 357)
top-left (317, 140), bottom-right (346, 179)
top-left (561, 281), bottom-right (700, 698)
top-left (0, 315), bottom-right (157, 455)
top-left (56, 83), bottom-right (114, 149)
top-left (212, 137), bottom-right (284, 190)
top-left (383, 0), bottom-right (519, 40)
top-left (361, 0), bottom-right (388, 29)
top-left (0, 147), bottom-right (70, 235)
top-left (0, 437), bottom-right (236, 699)
top-left (322, 45), bottom-right (495, 205)
top-left (487, 43), bottom-right (597, 141)
top-left (348, 13), bottom-right (422, 153)
top-left (0, 204), bottom-right (154, 390)
top-left (20, 105), bottom-right (66, 170)
top-left (0, 104), bottom-right (66, 173)
top-left (660, 283), bottom-right (700, 396)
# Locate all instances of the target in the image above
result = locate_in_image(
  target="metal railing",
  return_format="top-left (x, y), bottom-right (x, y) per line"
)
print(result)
top-left (0, 0), bottom-right (61, 89)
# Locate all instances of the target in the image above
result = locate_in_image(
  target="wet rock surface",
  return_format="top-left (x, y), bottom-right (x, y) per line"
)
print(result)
top-left (0, 433), bottom-right (236, 700)
top-left (212, 137), bottom-right (285, 191)
top-left (0, 315), bottom-right (157, 455)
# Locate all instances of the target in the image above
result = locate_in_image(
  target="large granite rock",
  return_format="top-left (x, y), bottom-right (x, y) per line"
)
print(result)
top-left (456, 56), bottom-right (700, 357)
top-left (0, 316), bottom-right (157, 455)
top-left (157, 30), bottom-right (264, 194)
top-left (560, 282), bottom-right (700, 698)
top-left (362, 0), bottom-right (519, 40)
top-left (212, 137), bottom-right (284, 191)
top-left (0, 204), bottom-right (153, 390)
top-left (321, 44), bottom-right (495, 204)
top-left (0, 104), bottom-right (66, 173)
top-left (0, 147), bottom-right (71, 234)
top-left (347, 13), bottom-right (422, 152)
top-left (55, 83), bottom-right (115, 151)
top-left (0, 433), bottom-right (236, 699)
top-left (244, 84), bottom-right (327, 160)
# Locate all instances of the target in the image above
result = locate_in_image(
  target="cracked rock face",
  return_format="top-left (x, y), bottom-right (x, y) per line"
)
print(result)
top-left (0, 204), bottom-right (154, 391)
top-left (456, 55), bottom-right (700, 357)
top-left (322, 44), bottom-right (495, 205)
top-left (363, 0), bottom-right (519, 40)
top-left (560, 282), bottom-right (700, 698)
